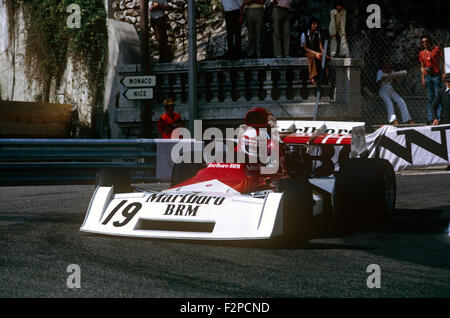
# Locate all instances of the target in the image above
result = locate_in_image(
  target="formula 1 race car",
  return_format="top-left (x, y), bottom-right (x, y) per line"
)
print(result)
top-left (81, 108), bottom-right (396, 243)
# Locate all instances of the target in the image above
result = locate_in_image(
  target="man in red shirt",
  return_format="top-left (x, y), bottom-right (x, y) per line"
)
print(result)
top-left (157, 98), bottom-right (184, 139)
top-left (419, 35), bottom-right (445, 124)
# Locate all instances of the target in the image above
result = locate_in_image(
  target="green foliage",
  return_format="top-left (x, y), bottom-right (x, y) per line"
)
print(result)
top-left (197, 0), bottom-right (222, 19)
top-left (13, 0), bottom-right (107, 114)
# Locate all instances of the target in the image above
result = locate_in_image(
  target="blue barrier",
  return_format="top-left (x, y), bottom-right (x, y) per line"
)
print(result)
top-left (0, 139), bottom-right (158, 186)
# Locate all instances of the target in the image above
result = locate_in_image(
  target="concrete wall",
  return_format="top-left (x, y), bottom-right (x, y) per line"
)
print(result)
top-left (103, 17), bottom-right (141, 138)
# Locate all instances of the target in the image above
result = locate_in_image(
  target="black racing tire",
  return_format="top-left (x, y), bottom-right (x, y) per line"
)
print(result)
top-left (96, 169), bottom-right (133, 194)
top-left (333, 158), bottom-right (396, 232)
top-left (277, 178), bottom-right (314, 244)
top-left (170, 162), bottom-right (205, 187)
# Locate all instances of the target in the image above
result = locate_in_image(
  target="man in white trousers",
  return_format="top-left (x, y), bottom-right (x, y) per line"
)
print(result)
top-left (376, 59), bottom-right (414, 125)
top-left (329, 0), bottom-right (349, 58)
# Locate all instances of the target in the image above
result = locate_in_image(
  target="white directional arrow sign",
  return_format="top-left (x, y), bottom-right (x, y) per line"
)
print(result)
top-left (123, 88), bottom-right (154, 100)
top-left (121, 75), bottom-right (156, 88)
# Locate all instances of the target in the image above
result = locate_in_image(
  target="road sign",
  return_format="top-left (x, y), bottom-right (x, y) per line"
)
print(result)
top-left (123, 88), bottom-right (154, 100)
top-left (121, 75), bottom-right (156, 88)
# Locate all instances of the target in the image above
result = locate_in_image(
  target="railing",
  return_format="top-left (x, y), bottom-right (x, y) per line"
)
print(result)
top-left (0, 139), bottom-right (158, 186)
top-left (151, 58), bottom-right (335, 105)
top-left (115, 58), bottom-right (364, 135)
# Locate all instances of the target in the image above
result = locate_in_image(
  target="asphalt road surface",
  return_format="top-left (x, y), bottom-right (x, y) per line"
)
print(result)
top-left (0, 172), bottom-right (449, 299)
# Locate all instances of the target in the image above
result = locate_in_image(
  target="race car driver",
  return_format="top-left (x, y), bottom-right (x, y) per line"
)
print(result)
top-left (237, 107), bottom-right (288, 184)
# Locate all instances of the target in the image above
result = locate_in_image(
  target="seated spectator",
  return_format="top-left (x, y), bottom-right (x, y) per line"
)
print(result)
top-left (157, 98), bottom-right (184, 139)
top-left (301, 18), bottom-right (330, 85)
top-left (376, 59), bottom-right (414, 125)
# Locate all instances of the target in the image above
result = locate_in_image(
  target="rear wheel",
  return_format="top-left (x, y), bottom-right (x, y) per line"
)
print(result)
top-left (333, 158), bottom-right (396, 232)
top-left (96, 169), bottom-right (132, 194)
top-left (277, 178), bottom-right (314, 244)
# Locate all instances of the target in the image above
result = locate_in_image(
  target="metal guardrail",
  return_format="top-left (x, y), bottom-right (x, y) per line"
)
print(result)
top-left (0, 139), bottom-right (158, 186)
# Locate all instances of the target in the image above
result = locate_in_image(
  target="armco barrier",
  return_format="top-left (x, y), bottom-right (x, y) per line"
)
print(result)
top-left (0, 139), bottom-right (158, 186)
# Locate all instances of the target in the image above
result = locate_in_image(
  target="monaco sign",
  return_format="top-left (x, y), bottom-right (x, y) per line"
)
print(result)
top-left (121, 75), bottom-right (156, 88)
top-left (121, 75), bottom-right (156, 100)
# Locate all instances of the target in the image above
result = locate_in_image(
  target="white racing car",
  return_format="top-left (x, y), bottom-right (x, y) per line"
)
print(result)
top-left (81, 108), bottom-right (396, 243)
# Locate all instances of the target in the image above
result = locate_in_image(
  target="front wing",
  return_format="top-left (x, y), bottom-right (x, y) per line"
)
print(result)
top-left (80, 187), bottom-right (284, 240)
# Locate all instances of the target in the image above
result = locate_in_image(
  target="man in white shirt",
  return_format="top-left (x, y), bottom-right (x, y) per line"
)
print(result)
top-left (271, 0), bottom-right (292, 58)
top-left (149, 0), bottom-right (170, 62)
top-left (222, 0), bottom-right (244, 59)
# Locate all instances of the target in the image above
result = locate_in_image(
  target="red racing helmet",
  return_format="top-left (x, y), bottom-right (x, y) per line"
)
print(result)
top-left (244, 107), bottom-right (276, 129)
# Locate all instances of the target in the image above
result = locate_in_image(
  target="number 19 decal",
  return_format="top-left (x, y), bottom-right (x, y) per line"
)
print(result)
top-left (102, 200), bottom-right (142, 227)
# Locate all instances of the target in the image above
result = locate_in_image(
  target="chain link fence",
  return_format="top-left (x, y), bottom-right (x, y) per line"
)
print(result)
top-left (229, 2), bottom-right (450, 127)
top-left (349, 29), bottom-right (450, 127)
top-left (116, 0), bottom-right (450, 128)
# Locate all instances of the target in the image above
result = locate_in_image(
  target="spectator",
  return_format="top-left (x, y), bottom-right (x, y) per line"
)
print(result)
top-left (149, 0), bottom-right (171, 62)
top-left (419, 35), bottom-right (445, 124)
top-left (431, 73), bottom-right (450, 125)
top-left (244, 0), bottom-right (265, 58)
top-left (301, 18), bottom-right (329, 85)
top-left (271, 0), bottom-right (292, 58)
top-left (157, 98), bottom-right (184, 139)
top-left (329, 0), bottom-right (349, 58)
top-left (376, 58), bottom-right (414, 125)
top-left (222, 0), bottom-right (244, 60)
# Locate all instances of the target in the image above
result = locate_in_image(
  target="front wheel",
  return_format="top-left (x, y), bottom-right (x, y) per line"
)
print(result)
top-left (333, 158), bottom-right (396, 232)
top-left (277, 178), bottom-right (314, 244)
top-left (96, 169), bottom-right (133, 194)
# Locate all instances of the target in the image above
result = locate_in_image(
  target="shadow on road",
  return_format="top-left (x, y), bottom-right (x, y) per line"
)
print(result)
top-left (384, 206), bottom-right (450, 234)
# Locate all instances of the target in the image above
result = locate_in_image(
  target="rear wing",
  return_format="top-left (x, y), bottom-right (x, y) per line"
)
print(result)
top-left (278, 120), bottom-right (364, 144)
top-left (278, 120), bottom-right (367, 157)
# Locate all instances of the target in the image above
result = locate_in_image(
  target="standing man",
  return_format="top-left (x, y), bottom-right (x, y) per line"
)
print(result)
top-left (244, 0), bottom-right (265, 58)
top-left (376, 58), bottom-right (414, 125)
top-left (431, 73), bottom-right (450, 125)
top-left (329, 0), bottom-right (349, 58)
top-left (271, 0), bottom-right (292, 58)
top-left (157, 98), bottom-right (184, 139)
top-left (149, 0), bottom-right (170, 62)
top-left (419, 35), bottom-right (445, 124)
top-left (222, 0), bottom-right (244, 60)
top-left (301, 18), bottom-right (329, 85)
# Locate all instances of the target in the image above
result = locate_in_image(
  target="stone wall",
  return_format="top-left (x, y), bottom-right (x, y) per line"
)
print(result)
top-left (0, 1), bottom-right (93, 124)
top-left (111, 0), bottom-right (227, 62)
top-left (0, 1), bottom-right (143, 137)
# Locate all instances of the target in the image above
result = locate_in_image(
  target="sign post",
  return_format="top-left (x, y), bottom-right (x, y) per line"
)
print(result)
top-left (188, 0), bottom-right (198, 135)
top-left (139, 0), bottom-right (152, 138)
